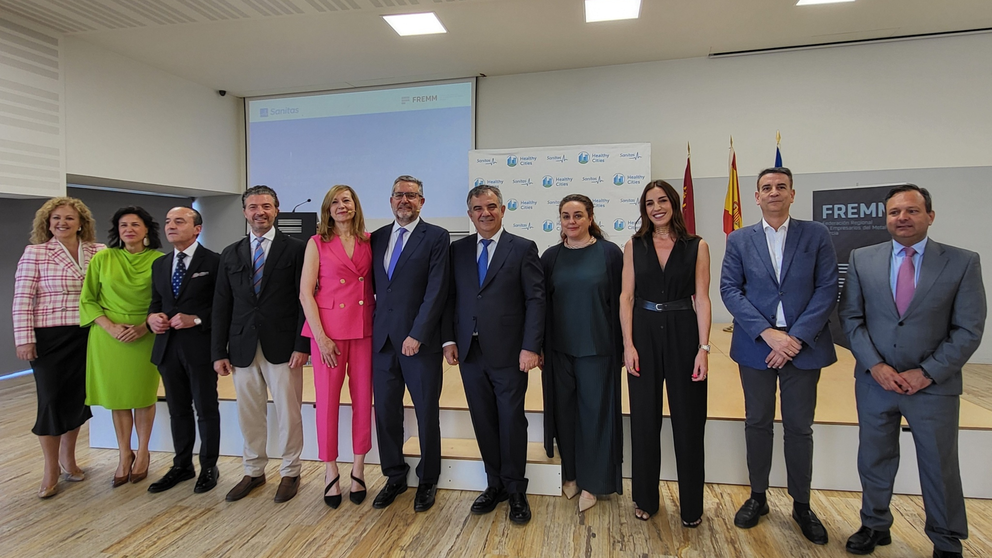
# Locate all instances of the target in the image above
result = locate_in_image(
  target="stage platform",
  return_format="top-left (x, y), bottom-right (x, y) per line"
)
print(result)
top-left (90, 324), bottom-right (992, 498)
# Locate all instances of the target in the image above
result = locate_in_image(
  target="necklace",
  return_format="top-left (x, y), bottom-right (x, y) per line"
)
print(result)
top-left (564, 237), bottom-right (596, 250)
top-left (653, 227), bottom-right (671, 238)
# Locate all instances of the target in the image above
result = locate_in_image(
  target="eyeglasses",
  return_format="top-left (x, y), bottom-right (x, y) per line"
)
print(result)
top-left (392, 192), bottom-right (423, 200)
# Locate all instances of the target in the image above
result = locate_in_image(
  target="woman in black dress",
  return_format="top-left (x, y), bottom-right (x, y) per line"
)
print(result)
top-left (541, 194), bottom-right (623, 513)
top-left (620, 180), bottom-right (712, 525)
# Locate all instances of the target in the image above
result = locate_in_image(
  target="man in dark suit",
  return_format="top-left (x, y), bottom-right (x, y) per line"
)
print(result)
top-left (840, 185), bottom-right (985, 558)
top-left (442, 185), bottom-right (544, 524)
top-left (147, 207), bottom-right (221, 494)
top-left (370, 175), bottom-right (450, 512)
top-left (720, 167), bottom-right (838, 545)
top-left (212, 185), bottom-right (310, 504)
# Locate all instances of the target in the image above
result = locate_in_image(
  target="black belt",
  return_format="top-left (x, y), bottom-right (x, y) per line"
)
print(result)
top-left (637, 297), bottom-right (693, 312)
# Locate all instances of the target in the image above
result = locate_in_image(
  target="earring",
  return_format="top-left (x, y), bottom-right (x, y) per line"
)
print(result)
top-left (143, 237), bottom-right (150, 247)
top-left (119, 238), bottom-right (123, 248)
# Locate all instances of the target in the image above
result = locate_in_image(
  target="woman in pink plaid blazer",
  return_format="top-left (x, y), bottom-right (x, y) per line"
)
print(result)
top-left (13, 197), bottom-right (105, 499)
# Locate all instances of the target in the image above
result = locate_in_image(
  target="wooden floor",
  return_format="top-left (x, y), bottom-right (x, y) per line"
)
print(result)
top-left (4, 375), bottom-right (992, 557)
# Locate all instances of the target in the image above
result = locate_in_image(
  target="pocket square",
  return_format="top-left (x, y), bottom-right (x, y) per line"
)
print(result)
top-left (192, 271), bottom-right (210, 278)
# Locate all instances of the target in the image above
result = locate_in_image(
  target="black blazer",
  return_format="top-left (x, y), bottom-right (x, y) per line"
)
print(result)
top-left (148, 243), bottom-right (219, 366)
top-left (211, 230), bottom-right (309, 367)
top-left (539, 240), bottom-right (624, 457)
top-left (442, 231), bottom-right (545, 370)
top-left (370, 220), bottom-right (450, 352)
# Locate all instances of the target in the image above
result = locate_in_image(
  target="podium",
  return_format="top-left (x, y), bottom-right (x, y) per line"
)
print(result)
top-left (275, 212), bottom-right (317, 242)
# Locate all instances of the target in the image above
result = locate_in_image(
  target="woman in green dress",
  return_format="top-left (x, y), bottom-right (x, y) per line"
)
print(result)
top-left (80, 206), bottom-right (163, 487)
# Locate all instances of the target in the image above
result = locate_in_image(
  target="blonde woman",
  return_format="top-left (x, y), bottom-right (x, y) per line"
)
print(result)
top-left (13, 197), bottom-right (105, 498)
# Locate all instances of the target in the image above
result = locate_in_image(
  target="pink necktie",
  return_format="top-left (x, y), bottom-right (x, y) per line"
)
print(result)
top-left (895, 246), bottom-right (916, 316)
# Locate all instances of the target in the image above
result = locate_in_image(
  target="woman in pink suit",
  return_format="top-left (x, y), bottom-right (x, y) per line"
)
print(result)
top-left (301, 184), bottom-right (375, 508)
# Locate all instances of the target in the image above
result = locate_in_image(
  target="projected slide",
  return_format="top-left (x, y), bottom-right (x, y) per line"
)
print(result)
top-left (247, 81), bottom-right (474, 230)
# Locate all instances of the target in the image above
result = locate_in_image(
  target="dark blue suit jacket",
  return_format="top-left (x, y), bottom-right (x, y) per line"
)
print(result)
top-left (720, 218), bottom-right (839, 370)
top-left (370, 220), bottom-right (450, 352)
top-left (149, 243), bottom-right (219, 366)
top-left (442, 231), bottom-right (545, 370)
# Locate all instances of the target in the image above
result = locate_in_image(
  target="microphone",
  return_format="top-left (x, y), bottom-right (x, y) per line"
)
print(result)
top-left (291, 198), bottom-right (311, 212)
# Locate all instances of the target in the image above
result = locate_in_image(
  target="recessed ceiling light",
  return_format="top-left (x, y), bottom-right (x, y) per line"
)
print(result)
top-left (796, 0), bottom-right (855, 5)
top-left (585, 0), bottom-right (641, 23)
top-left (382, 12), bottom-right (447, 36)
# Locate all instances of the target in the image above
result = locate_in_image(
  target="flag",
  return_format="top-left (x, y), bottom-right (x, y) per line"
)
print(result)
top-left (723, 137), bottom-right (742, 236)
top-left (775, 130), bottom-right (783, 166)
top-left (682, 142), bottom-right (695, 235)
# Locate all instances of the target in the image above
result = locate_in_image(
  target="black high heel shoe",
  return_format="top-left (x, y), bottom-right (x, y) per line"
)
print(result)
top-left (324, 475), bottom-right (341, 509)
top-left (350, 474), bottom-right (367, 505)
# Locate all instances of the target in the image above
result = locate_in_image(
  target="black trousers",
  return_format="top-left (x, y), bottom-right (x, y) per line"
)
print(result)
top-left (158, 343), bottom-right (220, 469)
top-left (739, 363), bottom-right (820, 503)
top-left (460, 337), bottom-right (529, 493)
top-left (628, 328), bottom-right (707, 520)
top-left (372, 339), bottom-right (443, 485)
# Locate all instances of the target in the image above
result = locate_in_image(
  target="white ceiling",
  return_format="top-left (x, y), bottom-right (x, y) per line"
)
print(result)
top-left (3, 0), bottom-right (992, 97)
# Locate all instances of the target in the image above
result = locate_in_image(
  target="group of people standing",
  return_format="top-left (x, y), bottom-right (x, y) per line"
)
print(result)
top-left (12, 168), bottom-right (984, 557)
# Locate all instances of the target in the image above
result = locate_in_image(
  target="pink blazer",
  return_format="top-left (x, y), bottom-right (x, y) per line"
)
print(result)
top-left (302, 233), bottom-right (375, 341)
top-left (12, 237), bottom-right (105, 346)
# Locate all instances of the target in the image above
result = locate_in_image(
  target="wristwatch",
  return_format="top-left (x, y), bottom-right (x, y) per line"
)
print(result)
top-left (698, 344), bottom-right (711, 353)
top-left (193, 317), bottom-right (202, 326)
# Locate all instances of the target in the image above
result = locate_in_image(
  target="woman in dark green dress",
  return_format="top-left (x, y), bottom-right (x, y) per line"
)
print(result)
top-left (620, 180), bottom-right (712, 526)
top-left (541, 194), bottom-right (624, 513)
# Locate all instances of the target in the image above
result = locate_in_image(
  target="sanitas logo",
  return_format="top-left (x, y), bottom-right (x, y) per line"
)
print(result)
top-left (259, 108), bottom-right (269, 117)
top-left (613, 173), bottom-right (625, 186)
top-left (506, 199), bottom-right (519, 211)
top-left (268, 107), bottom-right (300, 116)
top-left (512, 222), bottom-right (533, 231)
top-left (614, 219), bottom-right (625, 232)
top-left (620, 151), bottom-right (643, 160)
top-left (547, 154), bottom-right (568, 163)
top-left (507, 155), bottom-right (517, 167)
top-left (582, 176), bottom-right (604, 184)
top-left (512, 178), bottom-right (533, 186)
top-left (475, 158), bottom-right (498, 166)
top-left (578, 151), bottom-right (590, 164)
top-left (542, 176), bottom-right (554, 188)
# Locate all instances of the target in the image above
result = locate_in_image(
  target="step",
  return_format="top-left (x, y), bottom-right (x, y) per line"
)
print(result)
top-left (401, 436), bottom-right (562, 496)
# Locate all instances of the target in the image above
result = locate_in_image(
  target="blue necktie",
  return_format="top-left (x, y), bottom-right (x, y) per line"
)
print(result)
top-left (478, 238), bottom-right (492, 287)
top-left (172, 252), bottom-right (187, 298)
top-left (387, 227), bottom-right (407, 280)
top-left (252, 237), bottom-right (265, 295)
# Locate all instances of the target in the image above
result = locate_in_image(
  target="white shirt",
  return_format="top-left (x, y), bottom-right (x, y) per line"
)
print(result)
top-left (889, 237), bottom-right (928, 297)
top-left (172, 241), bottom-right (199, 276)
top-left (476, 227), bottom-right (504, 268)
top-left (251, 227), bottom-right (276, 261)
top-left (382, 216), bottom-right (421, 270)
top-left (762, 217), bottom-right (790, 328)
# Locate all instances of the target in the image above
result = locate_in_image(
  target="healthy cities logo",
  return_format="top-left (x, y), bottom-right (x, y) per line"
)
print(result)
top-left (614, 219), bottom-right (625, 232)
top-left (578, 151), bottom-right (590, 164)
top-left (613, 173), bottom-right (625, 186)
top-left (542, 176), bottom-right (554, 188)
top-left (506, 199), bottom-right (519, 211)
top-left (543, 220), bottom-right (555, 233)
top-left (474, 178), bottom-right (486, 187)
top-left (507, 155), bottom-right (518, 167)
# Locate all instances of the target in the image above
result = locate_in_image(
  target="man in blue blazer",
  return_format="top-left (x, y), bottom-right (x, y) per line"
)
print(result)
top-left (442, 185), bottom-right (545, 524)
top-left (720, 167), bottom-right (838, 545)
top-left (370, 175), bottom-right (450, 512)
top-left (840, 185), bottom-right (985, 558)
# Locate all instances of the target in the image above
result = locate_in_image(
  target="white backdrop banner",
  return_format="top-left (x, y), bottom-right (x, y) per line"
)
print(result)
top-left (468, 143), bottom-right (652, 251)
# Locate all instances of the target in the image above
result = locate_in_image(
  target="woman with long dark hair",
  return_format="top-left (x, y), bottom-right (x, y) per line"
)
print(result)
top-left (620, 180), bottom-right (712, 525)
top-left (540, 194), bottom-right (624, 513)
top-left (13, 197), bottom-right (105, 498)
top-left (81, 206), bottom-right (163, 487)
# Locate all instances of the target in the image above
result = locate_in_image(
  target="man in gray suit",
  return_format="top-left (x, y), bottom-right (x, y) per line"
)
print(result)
top-left (839, 184), bottom-right (985, 558)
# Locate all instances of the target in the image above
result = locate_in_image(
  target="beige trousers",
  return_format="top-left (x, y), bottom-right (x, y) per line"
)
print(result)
top-left (232, 343), bottom-right (304, 478)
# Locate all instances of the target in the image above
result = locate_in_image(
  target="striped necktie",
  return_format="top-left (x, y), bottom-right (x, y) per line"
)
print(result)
top-left (252, 237), bottom-right (265, 295)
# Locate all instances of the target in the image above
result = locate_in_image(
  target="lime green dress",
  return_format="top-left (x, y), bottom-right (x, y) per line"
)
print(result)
top-left (80, 247), bottom-right (163, 410)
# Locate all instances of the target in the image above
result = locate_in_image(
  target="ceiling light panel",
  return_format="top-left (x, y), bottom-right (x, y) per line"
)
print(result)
top-left (382, 12), bottom-right (447, 36)
top-left (585, 0), bottom-right (641, 23)
top-left (796, 0), bottom-right (856, 5)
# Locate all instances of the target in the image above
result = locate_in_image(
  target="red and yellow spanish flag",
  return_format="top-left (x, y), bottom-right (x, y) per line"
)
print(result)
top-left (723, 137), bottom-right (742, 236)
top-left (683, 142), bottom-right (696, 235)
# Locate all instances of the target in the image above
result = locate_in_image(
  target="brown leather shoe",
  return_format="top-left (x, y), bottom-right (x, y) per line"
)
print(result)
top-left (274, 476), bottom-right (300, 503)
top-left (225, 475), bottom-right (266, 502)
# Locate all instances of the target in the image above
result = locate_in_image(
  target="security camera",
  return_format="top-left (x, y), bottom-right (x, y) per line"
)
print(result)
top-left (219, 90), bottom-right (227, 97)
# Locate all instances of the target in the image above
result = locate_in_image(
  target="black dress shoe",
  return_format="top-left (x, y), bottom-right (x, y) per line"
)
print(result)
top-left (372, 481), bottom-right (408, 509)
top-left (845, 526), bottom-right (892, 555)
top-left (194, 466), bottom-right (219, 494)
top-left (508, 493), bottom-right (531, 524)
top-left (733, 498), bottom-right (769, 529)
top-left (792, 509), bottom-right (828, 545)
top-left (471, 487), bottom-right (508, 515)
top-left (148, 466), bottom-right (196, 493)
top-left (414, 483), bottom-right (437, 512)
top-left (933, 550), bottom-right (963, 558)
